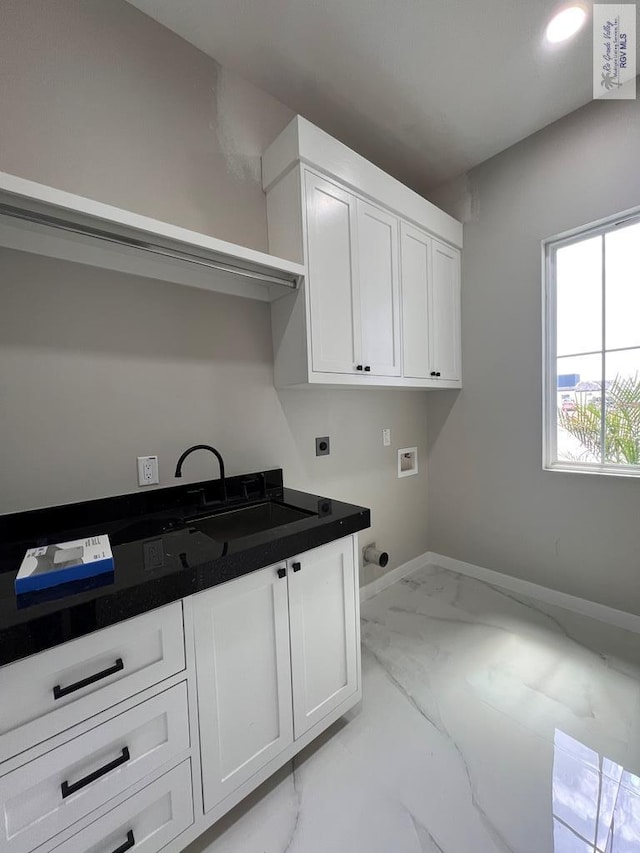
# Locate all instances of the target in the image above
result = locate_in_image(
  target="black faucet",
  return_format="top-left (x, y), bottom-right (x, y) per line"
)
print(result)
top-left (174, 444), bottom-right (227, 504)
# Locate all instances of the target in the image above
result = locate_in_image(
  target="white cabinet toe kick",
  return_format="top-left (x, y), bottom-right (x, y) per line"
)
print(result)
top-left (0, 533), bottom-right (361, 853)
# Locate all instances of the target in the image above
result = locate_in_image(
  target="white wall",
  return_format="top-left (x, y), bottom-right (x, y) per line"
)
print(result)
top-left (0, 0), bottom-right (429, 583)
top-left (427, 96), bottom-right (640, 614)
top-left (0, 0), bottom-right (291, 250)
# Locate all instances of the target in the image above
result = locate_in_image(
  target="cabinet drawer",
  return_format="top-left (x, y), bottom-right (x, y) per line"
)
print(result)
top-left (0, 682), bottom-right (189, 853)
top-left (0, 602), bottom-right (185, 759)
top-left (54, 760), bottom-right (193, 853)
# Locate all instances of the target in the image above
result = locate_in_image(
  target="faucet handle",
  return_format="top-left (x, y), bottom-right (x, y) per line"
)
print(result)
top-left (240, 474), bottom-right (266, 500)
top-left (186, 487), bottom-right (206, 506)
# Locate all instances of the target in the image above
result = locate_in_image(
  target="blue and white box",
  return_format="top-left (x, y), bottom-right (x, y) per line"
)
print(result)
top-left (15, 535), bottom-right (114, 594)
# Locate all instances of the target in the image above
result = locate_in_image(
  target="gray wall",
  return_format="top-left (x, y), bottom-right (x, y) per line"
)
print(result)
top-left (0, 0), bottom-right (292, 250)
top-left (427, 96), bottom-right (640, 613)
top-left (0, 0), bottom-right (429, 583)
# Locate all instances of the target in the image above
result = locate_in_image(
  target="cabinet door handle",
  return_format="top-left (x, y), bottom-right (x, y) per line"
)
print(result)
top-left (356, 364), bottom-right (363, 371)
top-left (292, 561), bottom-right (301, 572)
top-left (430, 371), bottom-right (437, 377)
top-left (53, 657), bottom-right (125, 700)
top-left (364, 365), bottom-right (371, 372)
top-left (111, 831), bottom-right (136, 853)
top-left (436, 372), bottom-right (441, 377)
top-left (61, 747), bottom-right (130, 799)
top-left (277, 567), bottom-right (287, 579)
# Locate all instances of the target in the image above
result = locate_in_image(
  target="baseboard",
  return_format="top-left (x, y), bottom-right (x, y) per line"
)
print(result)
top-left (360, 551), bottom-right (430, 602)
top-left (361, 550), bottom-right (640, 634)
top-left (426, 552), bottom-right (640, 635)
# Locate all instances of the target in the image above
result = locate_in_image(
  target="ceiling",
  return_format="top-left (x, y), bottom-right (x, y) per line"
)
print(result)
top-left (126, 0), bottom-right (599, 194)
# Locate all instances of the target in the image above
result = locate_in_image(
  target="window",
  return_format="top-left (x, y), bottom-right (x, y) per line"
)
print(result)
top-left (544, 212), bottom-right (640, 475)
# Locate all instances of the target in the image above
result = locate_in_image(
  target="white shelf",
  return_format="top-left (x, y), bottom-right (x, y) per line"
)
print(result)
top-left (0, 171), bottom-right (305, 302)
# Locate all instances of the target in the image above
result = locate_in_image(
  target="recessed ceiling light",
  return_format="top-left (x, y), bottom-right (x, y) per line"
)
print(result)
top-left (545, 6), bottom-right (587, 43)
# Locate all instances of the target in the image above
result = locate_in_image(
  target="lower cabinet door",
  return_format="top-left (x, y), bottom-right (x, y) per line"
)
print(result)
top-left (288, 537), bottom-right (359, 738)
top-left (0, 683), bottom-right (189, 853)
top-left (193, 563), bottom-right (294, 813)
top-left (54, 760), bottom-right (193, 853)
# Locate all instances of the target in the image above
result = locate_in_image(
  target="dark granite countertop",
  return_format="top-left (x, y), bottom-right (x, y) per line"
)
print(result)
top-left (0, 469), bottom-right (370, 667)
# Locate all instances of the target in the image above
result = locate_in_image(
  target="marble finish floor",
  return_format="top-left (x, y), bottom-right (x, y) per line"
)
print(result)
top-left (188, 564), bottom-right (640, 853)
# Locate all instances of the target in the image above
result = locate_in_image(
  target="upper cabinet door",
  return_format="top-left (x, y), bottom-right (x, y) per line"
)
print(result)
top-left (193, 563), bottom-right (293, 813)
top-left (430, 240), bottom-right (462, 382)
top-left (304, 171), bottom-right (361, 374)
top-left (356, 200), bottom-right (402, 377)
top-left (400, 223), bottom-right (432, 379)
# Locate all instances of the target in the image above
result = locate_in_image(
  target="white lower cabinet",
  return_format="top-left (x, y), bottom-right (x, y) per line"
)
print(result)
top-left (0, 601), bottom-right (185, 760)
top-left (192, 535), bottom-right (360, 815)
top-left (0, 534), bottom-right (361, 853)
top-left (0, 683), bottom-right (189, 853)
top-left (55, 760), bottom-right (193, 853)
top-left (193, 562), bottom-right (294, 813)
top-left (288, 537), bottom-right (359, 737)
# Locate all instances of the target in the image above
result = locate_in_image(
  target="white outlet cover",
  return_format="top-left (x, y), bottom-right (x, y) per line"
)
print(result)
top-left (137, 455), bottom-right (159, 486)
top-left (382, 428), bottom-right (391, 447)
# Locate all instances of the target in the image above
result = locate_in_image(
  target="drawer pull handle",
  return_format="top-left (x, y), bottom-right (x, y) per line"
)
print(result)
top-left (292, 561), bottom-right (301, 572)
top-left (111, 831), bottom-right (136, 853)
top-left (61, 746), bottom-right (130, 799)
top-left (53, 657), bottom-right (124, 700)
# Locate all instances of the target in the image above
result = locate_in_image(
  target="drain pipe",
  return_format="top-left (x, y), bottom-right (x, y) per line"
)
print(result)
top-left (363, 543), bottom-right (389, 568)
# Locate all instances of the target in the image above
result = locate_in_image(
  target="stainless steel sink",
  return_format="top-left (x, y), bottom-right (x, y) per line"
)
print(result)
top-left (186, 501), bottom-right (315, 541)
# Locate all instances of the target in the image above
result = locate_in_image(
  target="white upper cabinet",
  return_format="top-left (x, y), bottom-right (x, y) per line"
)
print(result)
top-left (356, 199), bottom-right (401, 377)
top-left (430, 239), bottom-right (462, 382)
top-left (303, 173), bottom-right (400, 378)
top-left (264, 115), bottom-right (463, 389)
top-left (401, 223), bottom-right (432, 380)
top-left (400, 225), bottom-right (462, 382)
top-left (305, 171), bottom-right (361, 374)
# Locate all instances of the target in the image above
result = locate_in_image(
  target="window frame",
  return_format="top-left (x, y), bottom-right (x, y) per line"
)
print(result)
top-left (543, 206), bottom-right (640, 477)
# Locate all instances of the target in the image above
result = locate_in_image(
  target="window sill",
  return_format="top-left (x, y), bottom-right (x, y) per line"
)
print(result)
top-left (544, 462), bottom-right (640, 479)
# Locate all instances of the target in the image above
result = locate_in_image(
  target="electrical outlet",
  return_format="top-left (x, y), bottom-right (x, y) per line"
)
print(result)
top-left (315, 436), bottom-right (330, 456)
top-left (137, 455), bottom-right (159, 486)
top-left (382, 428), bottom-right (391, 446)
